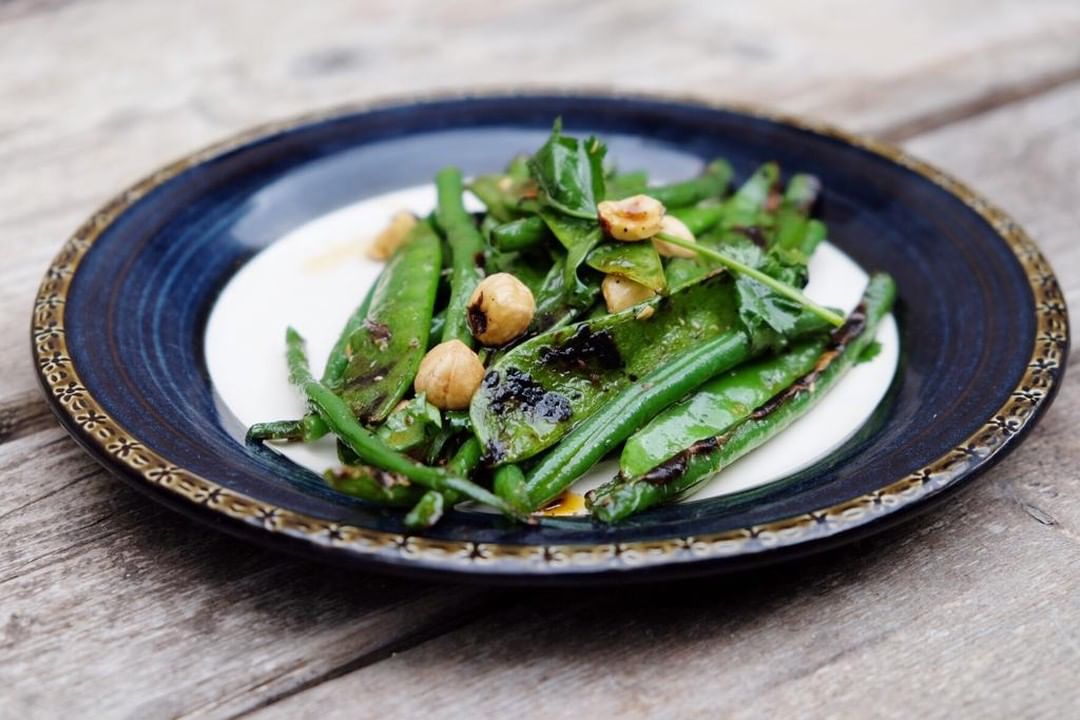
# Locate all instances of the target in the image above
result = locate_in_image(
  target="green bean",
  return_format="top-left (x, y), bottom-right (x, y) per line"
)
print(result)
top-left (436, 167), bottom-right (486, 346)
top-left (605, 170), bottom-right (649, 200)
top-left (523, 309), bottom-right (830, 509)
top-left (775, 174), bottom-right (823, 253)
top-left (588, 274), bottom-right (896, 522)
top-left (669, 204), bottom-right (725, 236)
top-left (285, 327), bottom-right (520, 517)
top-left (340, 221), bottom-right (442, 423)
top-left (649, 160), bottom-right (733, 208)
top-left (491, 216), bottom-right (547, 251)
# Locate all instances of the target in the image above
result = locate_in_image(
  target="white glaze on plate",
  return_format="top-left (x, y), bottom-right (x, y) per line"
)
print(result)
top-left (205, 185), bottom-right (899, 514)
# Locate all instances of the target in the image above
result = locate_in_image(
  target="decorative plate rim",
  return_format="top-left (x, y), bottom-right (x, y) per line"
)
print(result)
top-left (31, 89), bottom-right (1070, 578)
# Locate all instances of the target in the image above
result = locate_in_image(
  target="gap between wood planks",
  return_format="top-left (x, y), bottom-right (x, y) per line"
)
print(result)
top-left (878, 63), bottom-right (1080, 142)
top-left (198, 594), bottom-right (510, 720)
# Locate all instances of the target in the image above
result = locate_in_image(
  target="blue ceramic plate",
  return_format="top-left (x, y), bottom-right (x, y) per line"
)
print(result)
top-left (33, 93), bottom-right (1068, 583)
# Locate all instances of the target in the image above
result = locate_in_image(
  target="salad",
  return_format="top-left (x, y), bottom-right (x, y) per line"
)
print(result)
top-left (249, 121), bottom-right (896, 529)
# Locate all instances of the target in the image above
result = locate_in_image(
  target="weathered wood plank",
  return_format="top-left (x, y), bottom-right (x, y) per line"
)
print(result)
top-left (246, 80), bottom-right (1080, 720)
top-left (1, 1), bottom-right (1079, 718)
top-left (0, 429), bottom-right (494, 719)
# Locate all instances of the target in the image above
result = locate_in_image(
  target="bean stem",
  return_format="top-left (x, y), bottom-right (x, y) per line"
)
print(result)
top-left (654, 232), bottom-right (844, 327)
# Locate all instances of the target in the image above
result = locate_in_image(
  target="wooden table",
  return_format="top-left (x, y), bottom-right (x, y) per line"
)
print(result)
top-left (3, 2), bottom-right (1078, 717)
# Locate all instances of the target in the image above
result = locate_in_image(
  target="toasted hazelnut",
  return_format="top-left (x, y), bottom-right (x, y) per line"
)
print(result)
top-left (367, 211), bottom-right (418, 260)
top-left (652, 215), bottom-right (698, 258)
top-left (467, 273), bottom-right (535, 346)
top-left (602, 274), bottom-right (657, 313)
top-left (597, 194), bottom-right (666, 241)
top-left (413, 340), bottom-right (485, 410)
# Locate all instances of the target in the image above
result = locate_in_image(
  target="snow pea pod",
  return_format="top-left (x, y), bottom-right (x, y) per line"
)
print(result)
top-left (436, 167), bottom-right (487, 346)
top-left (470, 272), bottom-right (740, 465)
top-left (619, 337), bottom-right (828, 478)
top-left (249, 276), bottom-right (381, 443)
top-left (339, 221), bottom-right (442, 423)
top-left (523, 309), bottom-right (831, 509)
top-left (588, 273), bottom-right (896, 522)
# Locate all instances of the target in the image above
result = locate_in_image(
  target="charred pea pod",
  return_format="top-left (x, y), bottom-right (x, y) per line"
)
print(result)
top-left (325, 465), bottom-right (425, 507)
top-left (522, 309), bottom-right (831, 509)
top-left (588, 274), bottom-right (896, 523)
top-left (339, 221), bottom-right (442, 424)
top-left (248, 251), bottom-right (384, 443)
top-left (436, 167), bottom-right (487, 346)
top-left (470, 272), bottom-right (741, 465)
top-left (619, 337), bottom-right (828, 478)
top-left (285, 327), bottom-right (521, 518)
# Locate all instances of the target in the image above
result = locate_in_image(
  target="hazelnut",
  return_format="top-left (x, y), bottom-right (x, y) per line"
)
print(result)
top-left (367, 211), bottom-right (418, 260)
top-left (467, 273), bottom-right (535, 346)
top-left (602, 274), bottom-right (657, 313)
top-left (597, 194), bottom-right (666, 241)
top-left (652, 215), bottom-right (698, 258)
top-left (413, 340), bottom-right (485, 410)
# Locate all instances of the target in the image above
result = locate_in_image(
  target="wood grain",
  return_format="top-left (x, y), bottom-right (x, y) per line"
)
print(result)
top-left (1, 1), bottom-right (1078, 718)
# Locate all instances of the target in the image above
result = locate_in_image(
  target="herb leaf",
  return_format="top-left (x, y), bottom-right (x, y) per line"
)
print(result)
top-left (539, 209), bottom-right (603, 307)
top-left (586, 242), bottom-right (667, 292)
top-left (528, 119), bottom-right (607, 219)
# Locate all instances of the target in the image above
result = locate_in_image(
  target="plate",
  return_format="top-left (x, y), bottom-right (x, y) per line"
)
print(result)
top-left (33, 92), bottom-right (1069, 582)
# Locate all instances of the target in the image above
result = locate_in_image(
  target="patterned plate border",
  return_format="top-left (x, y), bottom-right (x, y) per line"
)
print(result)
top-left (31, 91), bottom-right (1069, 577)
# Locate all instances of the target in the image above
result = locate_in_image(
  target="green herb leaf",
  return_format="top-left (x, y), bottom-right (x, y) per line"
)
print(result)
top-left (528, 119), bottom-right (607, 219)
top-left (586, 242), bottom-right (667, 292)
top-left (539, 209), bottom-right (603, 308)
